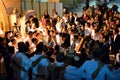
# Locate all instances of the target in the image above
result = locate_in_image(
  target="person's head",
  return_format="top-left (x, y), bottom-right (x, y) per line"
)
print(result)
top-left (15, 32), bottom-right (21, 39)
top-left (57, 16), bottom-right (61, 22)
top-left (29, 15), bottom-right (33, 21)
top-left (69, 11), bottom-right (73, 16)
top-left (74, 34), bottom-right (79, 42)
top-left (18, 42), bottom-right (26, 53)
top-left (36, 42), bottom-right (44, 53)
top-left (44, 10), bottom-right (48, 15)
top-left (54, 45), bottom-right (60, 52)
top-left (41, 14), bottom-right (45, 19)
top-left (5, 31), bottom-right (12, 39)
top-left (28, 31), bottom-right (33, 38)
top-left (92, 46), bottom-right (103, 60)
top-left (25, 21), bottom-right (31, 27)
top-left (1, 37), bottom-right (7, 45)
top-left (48, 35), bottom-right (52, 42)
top-left (8, 46), bottom-right (15, 54)
top-left (46, 48), bottom-right (54, 57)
top-left (10, 38), bottom-right (17, 45)
top-left (117, 24), bottom-right (120, 33)
top-left (56, 53), bottom-right (64, 62)
top-left (52, 9), bottom-right (57, 14)
top-left (14, 23), bottom-right (17, 26)
top-left (33, 15), bottom-right (37, 18)
top-left (24, 41), bottom-right (30, 52)
top-left (116, 19), bottom-right (120, 25)
top-left (32, 38), bottom-right (38, 45)
top-left (71, 55), bottom-right (81, 67)
top-left (73, 13), bottom-right (77, 17)
top-left (102, 23), bottom-right (107, 31)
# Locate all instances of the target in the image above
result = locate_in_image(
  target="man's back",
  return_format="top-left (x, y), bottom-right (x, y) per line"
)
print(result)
top-left (80, 60), bottom-right (110, 80)
top-left (30, 54), bottom-right (50, 80)
top-left (11, 52), bottom-right (31, 80)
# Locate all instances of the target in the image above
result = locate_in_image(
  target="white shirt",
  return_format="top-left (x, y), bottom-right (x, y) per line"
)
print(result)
top-left (116, 53), bottom-right (120, 63)
top-left (56, 34), bottom-right (62, 46)
top-left (56, 22), bottom-right (62, 33)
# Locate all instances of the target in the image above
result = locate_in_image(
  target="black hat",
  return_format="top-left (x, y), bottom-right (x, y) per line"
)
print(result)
top-left (92, 47), bottom-right (103, 59)
top-left (73, 56), bottom-right (80, 62)
top-left (71, 55), bottom-right (81, 67)
top-left (66, 48), bottom-right (75, 57)
top-left (56, 53), bottom-right (64, 62)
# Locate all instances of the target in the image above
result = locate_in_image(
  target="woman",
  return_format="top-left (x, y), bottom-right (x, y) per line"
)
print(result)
top-left (44, 10), bottom-right (50, 25)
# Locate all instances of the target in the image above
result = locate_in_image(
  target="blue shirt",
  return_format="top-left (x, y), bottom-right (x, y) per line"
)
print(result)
top-left (79, 60), bottom-right (110, 80)
top-left (107, 68), bottom-right (120, 80)
top-left (30, 54), bottom-right (50, 80)
top-left (11, 52), bottom-right (31, 80)
top-left (64, 65), bottom-right (87, 80)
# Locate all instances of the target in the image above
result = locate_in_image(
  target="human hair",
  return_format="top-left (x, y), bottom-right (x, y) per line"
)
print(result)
top-left (8, 46), bottom-right (15, 54)
top-left (56, 53), bottom-right (64, 62)
top-left (46, 48), bottom-right (54, 57)
top-left (0, 37), bottom-right (3, 44)
top-left (36, 42), bottom-right (44, 53)
top-left (54, 45), bottom-right (60, 52)
top-left (92, 44), bottom-right (103, 60)
top-left (18, 42), bottom-right (26, 53)
top-left (32, 38), bottom-right (38, 44)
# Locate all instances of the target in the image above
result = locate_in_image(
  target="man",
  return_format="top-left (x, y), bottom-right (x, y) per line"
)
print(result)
top-left (68, 12), bottom-right (75, 25)
top-left (32, 15), bottom-right (39, 28)
top-left (114, 25), bottom-right (120, 55)
top-left (30, 42), bottom-right (50, 80)
top-left (73, 13), bottom-right (79, 25)
top-left (64, 55), bottom-right (87, 80)
top-left (79, 45), bottom-right (111, 80)
top-left (11, 42), bottom-right (31, 80)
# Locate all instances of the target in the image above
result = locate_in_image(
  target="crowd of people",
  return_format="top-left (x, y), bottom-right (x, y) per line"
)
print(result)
top-left (0, 1), bottom-right (120, 80)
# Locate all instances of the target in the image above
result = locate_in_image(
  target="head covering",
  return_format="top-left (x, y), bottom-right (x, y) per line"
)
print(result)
top-left (92, 47), bottom-right (103, 59)
top-left (66, 48), bottom-right (75, 57)
top-left (56, 53), bottom-right (64, 62)
top-left (74, 56), bottom-right (80, 61)
top-left (71, 55), bottom-right (81, 67)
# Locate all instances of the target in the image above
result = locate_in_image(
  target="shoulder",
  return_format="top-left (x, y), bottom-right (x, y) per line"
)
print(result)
top-left (81, 60), bottom-right (98, 68)
top-left (12, 52), bottom-right (25, 58)
top-left (66, 65), bottom-right (76, 70)
top-left (30, 54), bottom-right (45, 61)
top-left (84, 60), bottom-right (97, 64)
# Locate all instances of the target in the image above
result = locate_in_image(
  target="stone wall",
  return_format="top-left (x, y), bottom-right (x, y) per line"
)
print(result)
top-left (0, 0), bottom-right (20, 32)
